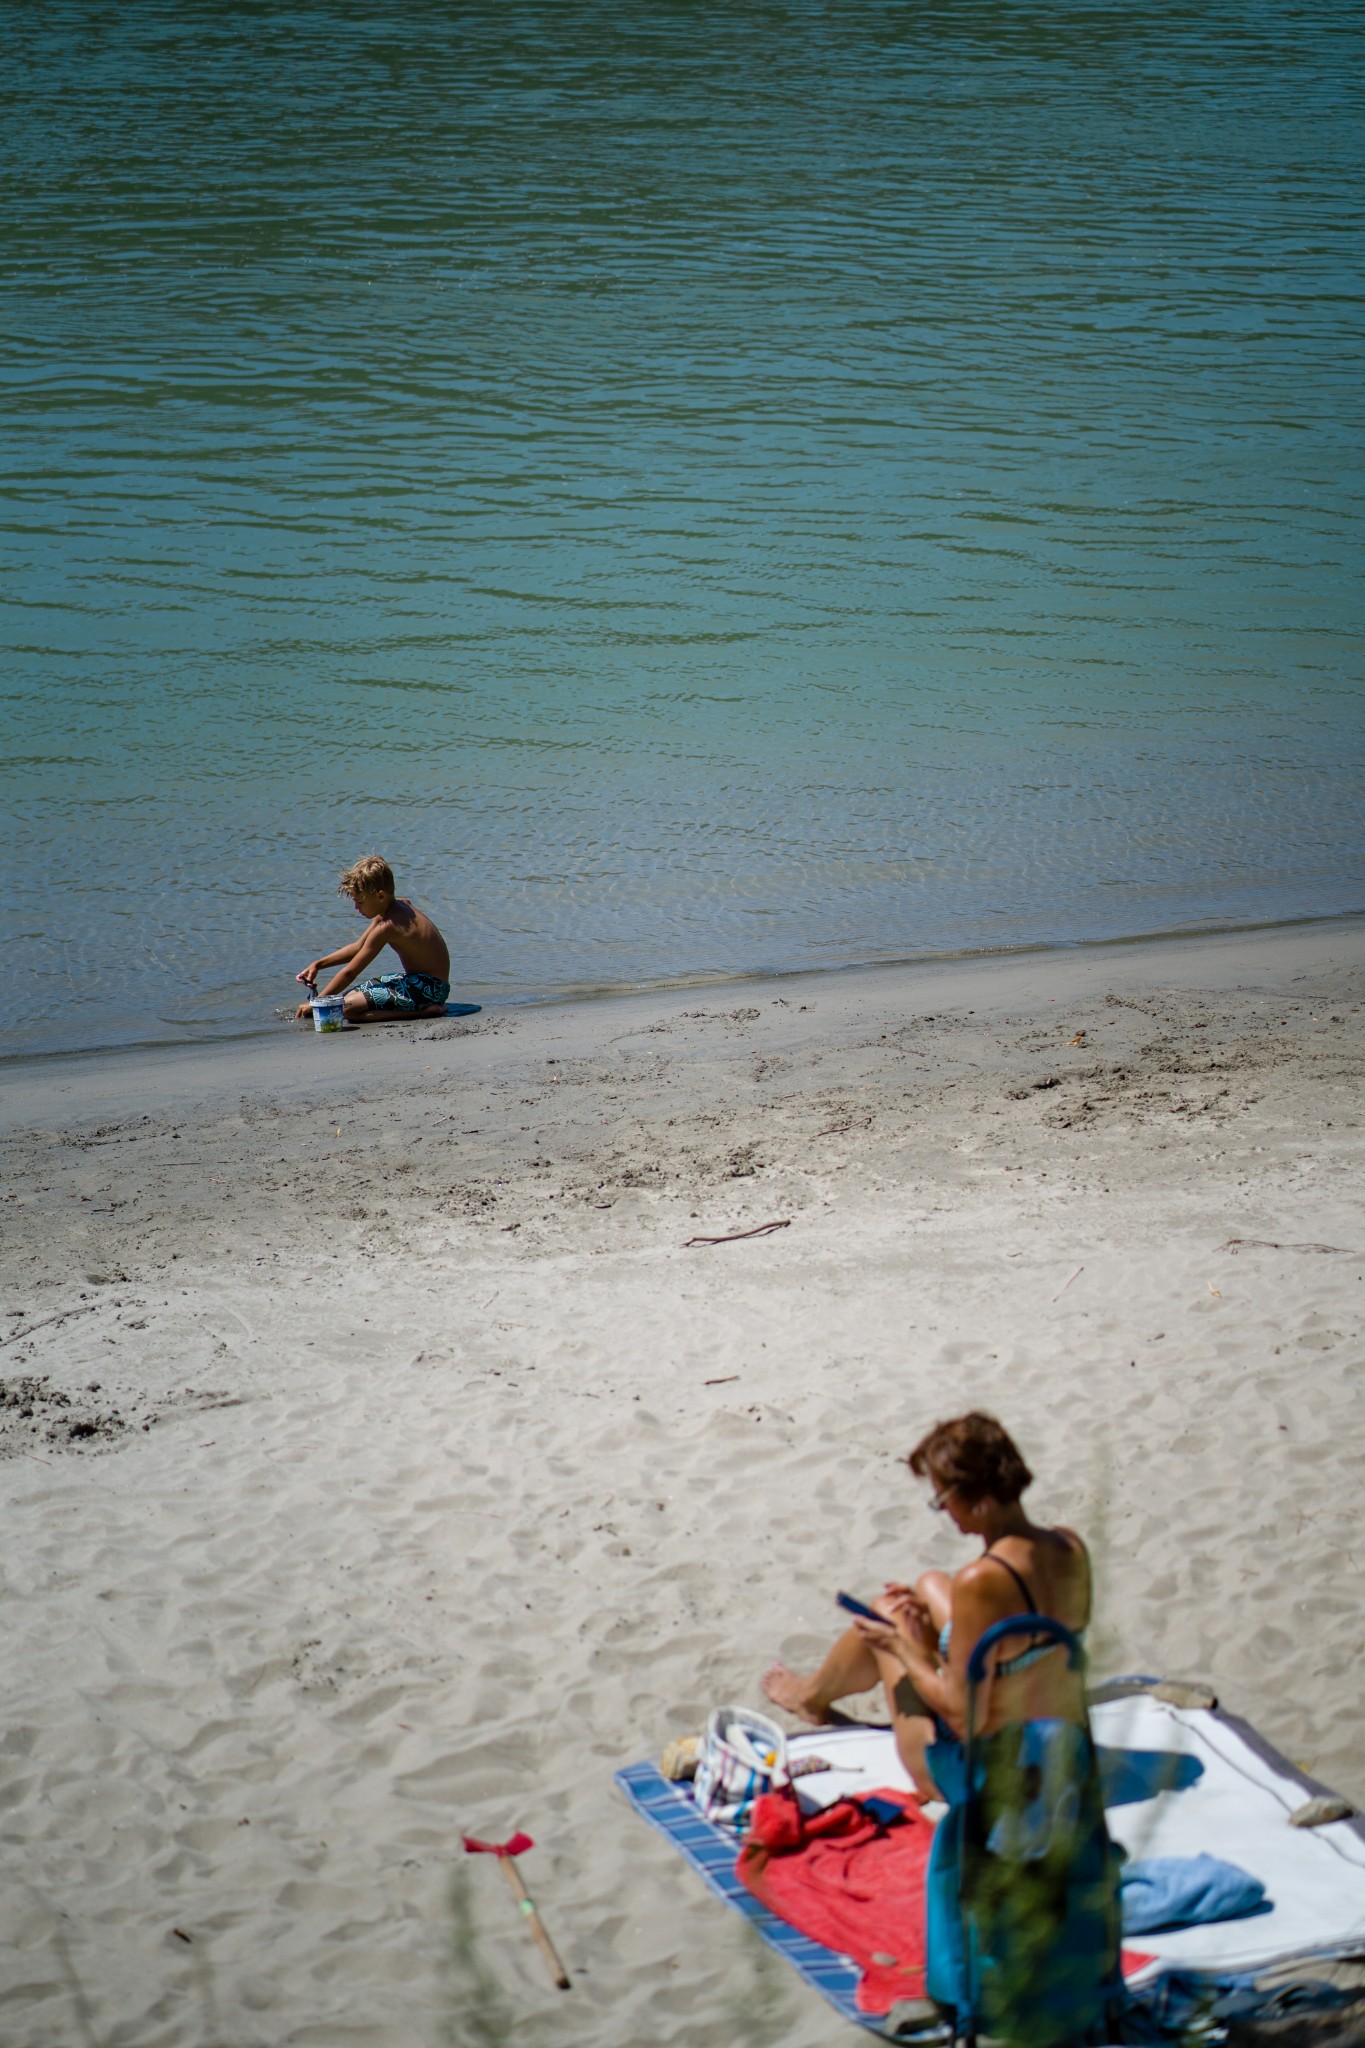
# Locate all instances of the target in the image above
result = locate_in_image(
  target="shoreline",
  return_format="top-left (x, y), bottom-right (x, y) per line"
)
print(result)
top-left (9, 903), bottom-right (1364, 1073)
top-left (5, 909), bottom-right (1358, 1105)
top-left (2, 913), bottom-right (1363, 2046)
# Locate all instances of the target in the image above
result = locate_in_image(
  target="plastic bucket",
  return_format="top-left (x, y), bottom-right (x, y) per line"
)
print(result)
top-left (311, 995), bottom-right (346, 1033)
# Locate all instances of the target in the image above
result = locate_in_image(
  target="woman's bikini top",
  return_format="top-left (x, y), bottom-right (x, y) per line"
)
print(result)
top-left (938, 1533), bottom-right (1092, 1678)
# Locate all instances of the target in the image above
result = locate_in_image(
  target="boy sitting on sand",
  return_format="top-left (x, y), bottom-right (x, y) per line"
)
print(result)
top-left (295, 856), bottom-right (451, 1022)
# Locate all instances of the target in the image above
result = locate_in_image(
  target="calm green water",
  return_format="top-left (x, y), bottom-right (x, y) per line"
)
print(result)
top-left (3, 1), bottom-right (1363, 1057)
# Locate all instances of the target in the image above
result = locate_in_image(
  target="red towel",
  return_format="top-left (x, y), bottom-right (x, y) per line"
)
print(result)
top-left (737, 1788), bottom-right (933, 2015)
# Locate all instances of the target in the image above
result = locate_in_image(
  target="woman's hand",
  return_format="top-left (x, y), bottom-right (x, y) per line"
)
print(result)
top-left (846, 1588), bottom-right (919, 1665)
top-left (886, 1584), bottom-right (942, 1658)
top-left (847, 1584), bottom-right (942, 1678)
top-left (850, 1611), bottom-right (912, 1664)
top-left (872, 1583), bottom-right (939, 1653)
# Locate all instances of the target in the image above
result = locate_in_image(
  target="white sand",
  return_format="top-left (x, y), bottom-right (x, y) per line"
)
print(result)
top-left (2, 920), bottom-right (1363, 2046)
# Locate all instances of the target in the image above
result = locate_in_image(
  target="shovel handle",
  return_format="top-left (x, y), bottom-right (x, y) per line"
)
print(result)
top-left (499, 1854), bottom-right (570, 1990)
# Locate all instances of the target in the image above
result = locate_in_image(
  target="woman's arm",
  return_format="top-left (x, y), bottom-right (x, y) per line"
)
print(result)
top-left (855, 1563), bottom-right (1009, 1741)
top-left (933, 1563), bottom-right (1024, 1739)
top-left (853, 1593), bottom-right (955, 1723)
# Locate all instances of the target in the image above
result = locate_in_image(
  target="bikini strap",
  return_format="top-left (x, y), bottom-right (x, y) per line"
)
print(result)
top-left (984, 1532), bottom-right (1092, 1628)
top-left (981, 1549), bottom-right (1038, 1613)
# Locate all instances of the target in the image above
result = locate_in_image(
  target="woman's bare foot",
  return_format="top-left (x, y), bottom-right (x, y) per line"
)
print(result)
top-left (761, 1663), bottom-right (831, 1725)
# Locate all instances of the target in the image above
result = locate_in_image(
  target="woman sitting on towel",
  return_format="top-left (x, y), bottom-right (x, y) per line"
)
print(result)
top-left (761, 1409), bottom-right (1091, 1796)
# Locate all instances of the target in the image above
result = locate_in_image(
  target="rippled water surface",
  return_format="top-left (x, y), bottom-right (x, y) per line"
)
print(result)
top-left (3, 1), bottom-right (1363, 1056)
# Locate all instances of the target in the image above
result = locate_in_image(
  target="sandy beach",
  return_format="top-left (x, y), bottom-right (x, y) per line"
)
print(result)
top-left (2, 918), bottom-right (1363, 2048)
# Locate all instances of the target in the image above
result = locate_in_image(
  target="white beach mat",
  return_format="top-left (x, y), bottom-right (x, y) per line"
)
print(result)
top-left (1091, 1689), bottom-right (1365, 1982)
top-left (619, 1681), bottom-right (1365, 2041)
top-left (772, 1687), bottom-right (1365, 1985)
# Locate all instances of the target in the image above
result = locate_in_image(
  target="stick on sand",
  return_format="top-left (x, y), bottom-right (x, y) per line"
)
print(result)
top-left (684, 1219), bottom-right (791, 1247)
top-left (462, 1832), bottom-right (570, 1990)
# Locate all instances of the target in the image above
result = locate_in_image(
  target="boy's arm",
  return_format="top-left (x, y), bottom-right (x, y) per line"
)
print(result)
top-left (296, 936), bottom-right (364, 985)
top-left (315, 923), bottom-right (388, 998)
top-left (317, 937), bottom-right (365, 969)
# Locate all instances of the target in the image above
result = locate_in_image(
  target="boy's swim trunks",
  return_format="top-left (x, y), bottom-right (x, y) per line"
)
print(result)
top-left (357, 970), bottom-right (451, 1015)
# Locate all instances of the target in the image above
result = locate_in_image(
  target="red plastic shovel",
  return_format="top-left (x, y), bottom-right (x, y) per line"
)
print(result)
top-left (461, 1831), bottom-right (571, 1990)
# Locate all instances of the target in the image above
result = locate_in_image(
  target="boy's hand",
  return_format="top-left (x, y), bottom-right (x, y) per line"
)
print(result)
top-left (295, 965), bottom-right (319, 1021)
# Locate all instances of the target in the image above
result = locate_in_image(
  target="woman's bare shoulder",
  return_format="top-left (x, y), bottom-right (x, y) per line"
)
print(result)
top-left (953, 1553), bottom-right (1015, 1600)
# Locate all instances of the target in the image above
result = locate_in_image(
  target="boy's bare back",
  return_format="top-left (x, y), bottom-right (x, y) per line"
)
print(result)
top-left (369, 897), bottom-right (449, 982)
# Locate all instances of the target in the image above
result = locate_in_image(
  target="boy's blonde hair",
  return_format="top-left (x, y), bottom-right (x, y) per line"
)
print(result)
top-left (339, 854), bottom-right (395, 901)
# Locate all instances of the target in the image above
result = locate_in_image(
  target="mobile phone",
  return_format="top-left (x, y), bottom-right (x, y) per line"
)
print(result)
top-left (835, 1590), bottom-right (885, 1624)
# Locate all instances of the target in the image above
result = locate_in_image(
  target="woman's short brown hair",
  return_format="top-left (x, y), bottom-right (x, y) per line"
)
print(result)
top-left (907, 1412), bottom-right (1033, 1505)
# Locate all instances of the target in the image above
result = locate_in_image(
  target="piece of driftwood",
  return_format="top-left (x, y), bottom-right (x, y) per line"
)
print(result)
top-left (1088, 1677), bottom-right (1218, 1710)
top-left (684, 1220), bottom-right (792, 1248)
top-left (1219, 1238), bottom-right (1355, 1256)
top-left (1289, 1795), bottom-right (1355, 1829)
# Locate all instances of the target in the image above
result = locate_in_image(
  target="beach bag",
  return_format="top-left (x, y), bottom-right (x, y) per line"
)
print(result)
top-left (936, 1615), bottom-right (1122, 2048)
top-left (694, 1705), bottom-right (789, 1830)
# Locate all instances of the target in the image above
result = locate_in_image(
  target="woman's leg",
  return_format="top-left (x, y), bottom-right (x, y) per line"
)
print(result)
top-left (764, 1630), bottom-right (945, 1800)
top-left (868, 1643), bottom-right (944, 1801)
top-left (916, 1569), bottom-right (953, 1637)
top-left (762, 1626), bottom-right (880, 1724)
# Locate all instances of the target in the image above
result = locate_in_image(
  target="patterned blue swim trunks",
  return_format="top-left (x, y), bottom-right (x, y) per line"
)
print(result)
top-left (357, 970), bottom-right (451, 1015)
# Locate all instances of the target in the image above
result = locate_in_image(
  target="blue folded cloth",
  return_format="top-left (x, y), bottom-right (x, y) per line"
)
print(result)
top-left (1121, 1853), bottom-right (1269, 1935)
